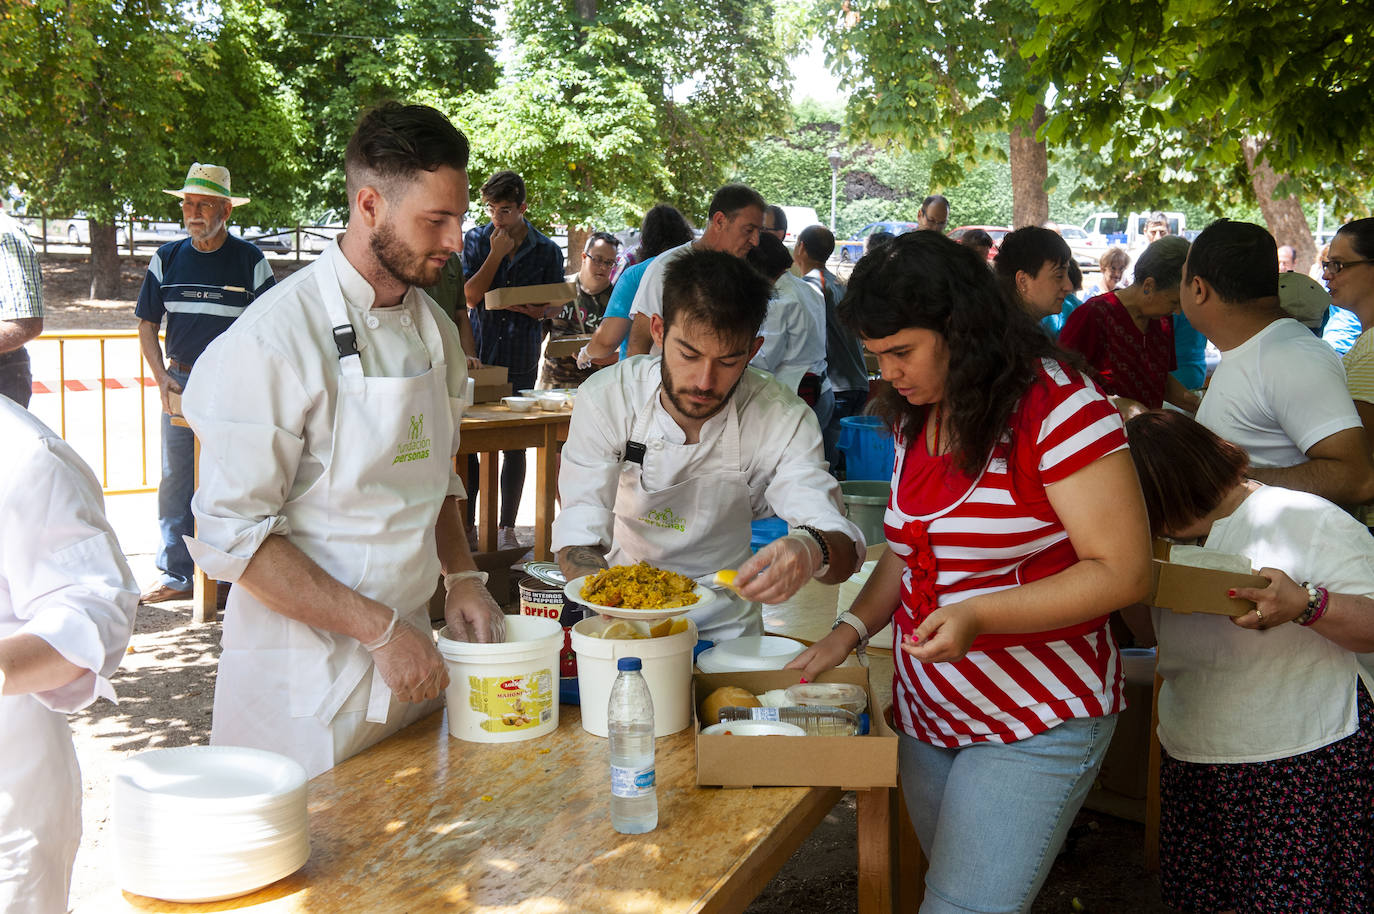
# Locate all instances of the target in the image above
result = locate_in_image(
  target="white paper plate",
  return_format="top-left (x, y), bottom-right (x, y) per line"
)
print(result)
top-left (701, 720), bottom-right (807, 736)
top-left (695, 635), bottom-right (805, 673)
top-left (564, 573), bottom-right (715, 620)
top-left (116, 745), bottom-right (308, 805)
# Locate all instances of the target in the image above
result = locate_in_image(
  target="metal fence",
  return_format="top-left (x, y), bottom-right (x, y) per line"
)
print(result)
top-left (18, 214), bottom-right (344, 260)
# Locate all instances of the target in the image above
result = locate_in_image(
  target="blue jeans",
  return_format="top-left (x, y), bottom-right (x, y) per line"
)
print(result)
top-left (825, 388), bottom-right (867, 474)
top-left (156, 367), bottom-right (194, 590)
top-left (898, 714), bottom-right (1117, 913)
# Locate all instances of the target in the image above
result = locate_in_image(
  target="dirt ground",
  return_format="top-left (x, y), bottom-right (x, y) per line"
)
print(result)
top-left (48, 252), bottom-right (1171, 913)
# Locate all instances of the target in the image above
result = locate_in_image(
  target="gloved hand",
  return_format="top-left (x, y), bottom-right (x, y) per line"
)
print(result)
top-left (444, 575), bottom-right (507, 642)
top-left (733, 531), bottom-right (821, 604)
top-left (576, 345), bottom-right (595, 370)
top-left (371, 622), bottom-right (450, 703)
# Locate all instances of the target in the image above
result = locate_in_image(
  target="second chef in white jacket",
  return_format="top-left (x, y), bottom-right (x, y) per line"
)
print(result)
top-left (553, 248), bottom-right (864, 640)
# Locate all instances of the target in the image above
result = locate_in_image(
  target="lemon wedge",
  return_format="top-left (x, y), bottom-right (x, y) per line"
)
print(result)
top-left (714, 569), bottom-right (740, 592)
top-left (648, 618), bottom-right (674, 638)
top-left (669, 617), bottom-right (690, 635)
top-left (601, 620), bottom-right (646, 640)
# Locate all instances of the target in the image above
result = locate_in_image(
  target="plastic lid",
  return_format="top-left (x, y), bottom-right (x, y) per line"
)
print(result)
top-left (785, 681), bottom-right (869, 714)
top-left (616, 657), bottom-right (642, 671)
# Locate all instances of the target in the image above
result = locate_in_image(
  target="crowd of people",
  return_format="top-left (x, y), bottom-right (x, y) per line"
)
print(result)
top-left (2, 94), bottom-right (1373, 914)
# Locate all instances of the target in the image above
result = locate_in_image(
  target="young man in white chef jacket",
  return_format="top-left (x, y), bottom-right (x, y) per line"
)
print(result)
top-left (0, 397), bottom-right (139, 914)
top-left (553, 248), bottom-right (864, 640)
top-left (182, 103), bottom-right (504, 778)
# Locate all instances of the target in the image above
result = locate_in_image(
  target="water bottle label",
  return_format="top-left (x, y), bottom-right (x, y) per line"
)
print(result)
top-left (750, 708), bottom-right (780, 721)
top-left (611, 764), bottom-right (655, 798)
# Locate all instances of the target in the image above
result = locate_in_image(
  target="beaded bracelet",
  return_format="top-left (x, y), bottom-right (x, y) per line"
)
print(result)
top-left (1295, 582), bottom-right (1330, 626)
top-left (795, 524), bottom-right (831, 575)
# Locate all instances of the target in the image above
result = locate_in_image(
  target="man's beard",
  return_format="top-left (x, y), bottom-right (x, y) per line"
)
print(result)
top-left (186, 214), bottom-right (225, 243)
top-left (660, 357), bottom-right (742, 422)
top-left (370, 220), bottom-right (443, 288)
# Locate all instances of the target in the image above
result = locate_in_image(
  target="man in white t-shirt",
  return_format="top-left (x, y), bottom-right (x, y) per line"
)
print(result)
top-left (1185, 219), bottom-right (1374, 505)
top-left (625, 183), bottom-right (766, 356)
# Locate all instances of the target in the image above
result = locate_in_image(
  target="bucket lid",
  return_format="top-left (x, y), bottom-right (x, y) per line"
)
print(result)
top-left (522, 562), bottom-right (567, 587)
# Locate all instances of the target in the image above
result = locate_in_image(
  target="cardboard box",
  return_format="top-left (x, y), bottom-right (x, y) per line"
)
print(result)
top-left (484, 282), bottom-right (576, 311)
top-left (1149, 540), bottom-right (1268, 618)
top-left (544, 335), bottom-right (593, 359)
top-left (694, 667), bottom-right (897, 789)
top-left (468, 364), bottom-right (512, 403)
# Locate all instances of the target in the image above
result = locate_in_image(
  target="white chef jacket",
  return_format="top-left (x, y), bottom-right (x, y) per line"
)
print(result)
top-left (183, 240), bottom-right (470, 582)
top-left (0, 398), bottom-right (137, 914)
top-left (552, 355), bottom-right (864, 556)
top-left (752, 272), bottom-right (827, 392)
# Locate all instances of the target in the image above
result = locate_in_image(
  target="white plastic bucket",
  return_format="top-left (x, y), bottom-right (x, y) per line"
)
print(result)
top-left (570, 616), bottom-right (697, 738)
top-left (437, 615), bottom-right (563, 743)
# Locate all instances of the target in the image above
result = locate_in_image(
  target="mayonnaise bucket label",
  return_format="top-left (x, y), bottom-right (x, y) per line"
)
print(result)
top-left (469, 671), bottom-right (554, 733)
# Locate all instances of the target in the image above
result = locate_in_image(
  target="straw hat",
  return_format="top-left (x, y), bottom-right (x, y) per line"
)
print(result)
top-left (1278, 271), bottom-right (1331, 329)
top-left (163, 163), bottom-right (250, 206)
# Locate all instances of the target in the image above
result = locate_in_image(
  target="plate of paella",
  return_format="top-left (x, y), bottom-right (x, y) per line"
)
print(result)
top-left (564, 561), bottom-right (717, 619)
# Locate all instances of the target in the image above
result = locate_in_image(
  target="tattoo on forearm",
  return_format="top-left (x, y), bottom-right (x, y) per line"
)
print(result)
top-left (563, 545), bottom-right (609, 572)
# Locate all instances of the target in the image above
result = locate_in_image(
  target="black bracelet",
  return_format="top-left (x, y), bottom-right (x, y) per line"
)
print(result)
top-left (795, 524), bottom-right (830, 571)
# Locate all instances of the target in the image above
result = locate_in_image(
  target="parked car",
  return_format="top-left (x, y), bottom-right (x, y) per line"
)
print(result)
top-left (1053, 225), bottom-right (1101, 270)
top-left (947, 225), bottom-right (1012, 261)
top-left (777, 205), bottom-right (823, 245)
top-left (298, 210), bottom-right (348, 253)
top-left (234, 225), bottom-right (295, 254)
top-left (836, 220), bottom-right (922, 262)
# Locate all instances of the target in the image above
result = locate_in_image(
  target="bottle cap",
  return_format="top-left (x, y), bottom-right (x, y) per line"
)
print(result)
top-left (616, 657), bottom-right (642, 671)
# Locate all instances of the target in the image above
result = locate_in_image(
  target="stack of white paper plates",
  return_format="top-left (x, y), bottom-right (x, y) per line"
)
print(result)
top-left (114, 746), bottom-right (310, 902)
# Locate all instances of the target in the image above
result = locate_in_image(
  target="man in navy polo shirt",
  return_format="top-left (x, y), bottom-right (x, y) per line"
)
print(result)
top-left (135, 163), bottom-right (276, 603)
top-left (461, 170), bottom-right (564, 551)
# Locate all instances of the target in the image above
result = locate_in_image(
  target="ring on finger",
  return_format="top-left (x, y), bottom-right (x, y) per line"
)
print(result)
top-left (1255, 608), bottom-right (1264, 623)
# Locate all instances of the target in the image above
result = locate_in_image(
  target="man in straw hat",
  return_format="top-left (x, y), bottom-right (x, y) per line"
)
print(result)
top-left (135, 163), bottom-right (276, 604)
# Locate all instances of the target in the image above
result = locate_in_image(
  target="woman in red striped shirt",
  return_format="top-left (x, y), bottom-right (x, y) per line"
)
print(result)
top-left (790, 231), bottom-right (1153, 913)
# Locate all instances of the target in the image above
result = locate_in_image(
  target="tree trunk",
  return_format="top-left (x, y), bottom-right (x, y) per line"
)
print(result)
top-left (89, 220), bottom-right (121, 300)
top-left (567, 226), bottom-right (589, 275)
top-left (1241, 137), bottom-right (1318, 274)
top-left (1009, 104), bottom-right (1050, 229)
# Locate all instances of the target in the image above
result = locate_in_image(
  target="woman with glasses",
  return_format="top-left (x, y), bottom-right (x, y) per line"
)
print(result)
top-left (1329, 220), bottom-right (1374, 442)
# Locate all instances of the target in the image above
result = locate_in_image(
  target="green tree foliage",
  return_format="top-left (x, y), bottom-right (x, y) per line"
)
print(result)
top-left (258, 0), bottom-right (498, 216)
top-left (0, 0), bottom-right (304, 295)
top-left (457, 0), bottom-right (793, 234)
top-left (815, 0), bottom-right (1058, 225)
top-left (732, 103), bottom-right (1093, 239)
top-left (1021, 0), bottom-right (1374, 216)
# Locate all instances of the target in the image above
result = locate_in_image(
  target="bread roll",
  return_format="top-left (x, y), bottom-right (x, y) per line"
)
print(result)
top-left (700, 686), bottom-right (761, 724)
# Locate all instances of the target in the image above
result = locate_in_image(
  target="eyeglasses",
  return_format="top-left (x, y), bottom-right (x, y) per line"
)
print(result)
top-left (484, 204), bottom-right (520, 218)
top-left (1321, 259), bottom-right (1374, 275)
top-left (584, 255), bottom-right (616, 268)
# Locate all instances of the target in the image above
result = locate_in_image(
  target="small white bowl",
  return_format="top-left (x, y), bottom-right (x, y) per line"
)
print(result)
top-left (502, 396), bottom-right (537, 412)
top-left (701, 720), bottom-right (807, 737)
top-left (537, 393), bottom-right (568, 411)
top-left (519, 388), bottom-right (541, 398)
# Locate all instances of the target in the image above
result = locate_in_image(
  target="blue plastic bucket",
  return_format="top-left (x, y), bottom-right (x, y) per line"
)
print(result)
top-left (750, 516), bottom-right (789, 552)
top-left (837, 416), bottom-right (894, 481)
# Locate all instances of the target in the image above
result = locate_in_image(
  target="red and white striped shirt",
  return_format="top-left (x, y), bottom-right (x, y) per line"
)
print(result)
top-left (884, 359), bottom-right (1128, 747)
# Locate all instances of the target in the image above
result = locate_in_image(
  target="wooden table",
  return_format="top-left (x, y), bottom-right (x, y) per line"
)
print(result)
top-left (84, 705), bottom-right (853, 913)
top-left (456, 404), bottom-right (571, 561)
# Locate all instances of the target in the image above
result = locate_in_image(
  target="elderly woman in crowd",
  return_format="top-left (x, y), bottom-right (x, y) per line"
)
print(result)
top-left (790, 231), bottom-right (1151, 913)
top-left (1058, 236), bottom-right (1200, 412)
top-left (1084, 246), bottom-right (1129, 299)
top-left (1328, 219), bottom-right (1374, 436)
top-left (1124, 410), bottom-right (1374, 914)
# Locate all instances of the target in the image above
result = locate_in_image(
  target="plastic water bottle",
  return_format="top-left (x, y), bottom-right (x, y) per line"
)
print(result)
top-left (608, 656), bottom-right (657, 834)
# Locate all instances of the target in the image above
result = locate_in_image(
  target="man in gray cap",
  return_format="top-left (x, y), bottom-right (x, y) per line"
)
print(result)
top-left (135, 163), bottom-right (276, 604)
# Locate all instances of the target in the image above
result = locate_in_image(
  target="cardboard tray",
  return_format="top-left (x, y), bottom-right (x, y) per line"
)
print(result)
top-left (484, 282), bottom-right (576, 311)
top-left (693, 666), bottom-right (897, 789)
top-left (544, 335), bottom-right (593, 358)
top-left (1149, 540), bottom-right (1268, 617)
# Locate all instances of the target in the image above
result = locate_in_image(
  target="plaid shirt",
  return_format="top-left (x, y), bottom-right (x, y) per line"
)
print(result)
top-left (462, 220), bottom-right (564, 376)
top-left (0, 212), bottom-right (43, 321)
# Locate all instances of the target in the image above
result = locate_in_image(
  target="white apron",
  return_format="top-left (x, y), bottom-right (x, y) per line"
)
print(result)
top-left (0, 694), bottom-right (81, 914)
top-left (211, 255), bottom-right (460, 778)
top-left (608, 389), bottom-right (759, 640)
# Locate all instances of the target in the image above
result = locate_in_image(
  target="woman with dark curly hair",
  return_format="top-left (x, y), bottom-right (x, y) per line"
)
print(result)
top-left (1125, 409), bottom-right (1374, 914)
top-left (789, 230), bottom-right (1152, 912)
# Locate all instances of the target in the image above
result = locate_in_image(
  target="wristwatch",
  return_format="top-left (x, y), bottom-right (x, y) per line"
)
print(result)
top-left (832, 611), bottom-right (870, 667)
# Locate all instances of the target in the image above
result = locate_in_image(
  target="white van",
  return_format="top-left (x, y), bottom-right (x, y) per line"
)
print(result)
top-left (1081, 212), bottom-right (1129, 246)
top-left (778, 205), bottom-right (823, 244)
top-left (1082, 211), bottom-right (1186, 249)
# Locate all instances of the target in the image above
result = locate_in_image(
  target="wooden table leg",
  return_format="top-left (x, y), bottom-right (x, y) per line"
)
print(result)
top-left (478, 450), bottom-right (498, 552)
top-left (856, 787), bottom-right (897, 914)
top-left (894, 780), bottom-right (926, 911)
top-left (534, 425), bottom-right (558, 561)
top-left (188, 432), bottom-right (217, 624)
